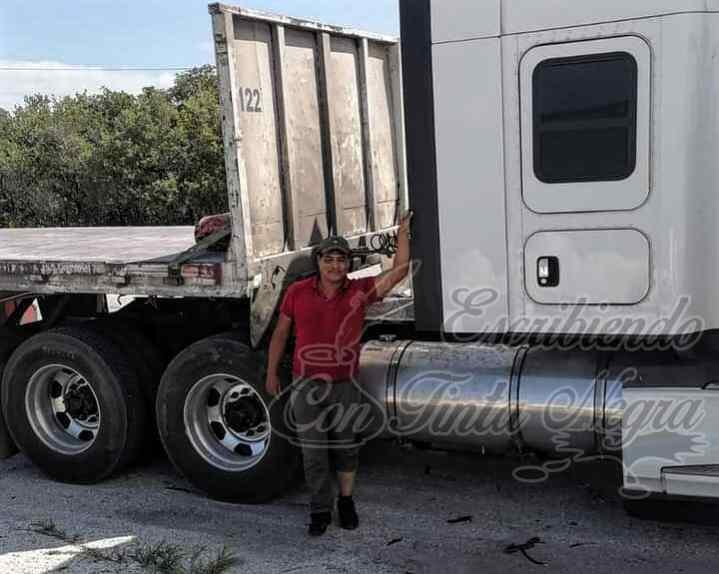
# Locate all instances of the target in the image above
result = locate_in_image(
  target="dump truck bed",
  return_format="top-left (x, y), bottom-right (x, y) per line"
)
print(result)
top-left (0, 226), bottom-right (234, 298)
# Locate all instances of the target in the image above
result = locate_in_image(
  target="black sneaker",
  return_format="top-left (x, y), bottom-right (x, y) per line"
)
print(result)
top-left (337, 496), bottom-right (359, 530)
top-left (308, 512), bottom-right (332, 536)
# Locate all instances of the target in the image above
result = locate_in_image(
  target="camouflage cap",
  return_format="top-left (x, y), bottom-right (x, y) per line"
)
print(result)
top-left (316, 235), bottom-right (351, 256)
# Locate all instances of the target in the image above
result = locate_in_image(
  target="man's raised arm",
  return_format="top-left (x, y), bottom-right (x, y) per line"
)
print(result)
top-left (373, 211), bottom-right (413, 300)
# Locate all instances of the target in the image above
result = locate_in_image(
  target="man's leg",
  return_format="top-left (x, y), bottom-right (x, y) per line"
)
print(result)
top-left (337, 470), bottom-right (356, 497)
top-left (328, 380), bottom-right (361, 529)
top-left (290, 380), bottom-right (334, 522)
top-left (328, 380), bottom-right (361, 482)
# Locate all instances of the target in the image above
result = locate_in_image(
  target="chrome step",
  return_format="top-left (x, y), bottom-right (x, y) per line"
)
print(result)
top-left (662, 465), bottom-right (719, 498)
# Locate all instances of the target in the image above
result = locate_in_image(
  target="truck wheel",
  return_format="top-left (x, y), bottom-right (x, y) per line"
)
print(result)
top-left (156, 333), bottom-right (299, 503)
top-left (1, 327), bottom-right (147, 483)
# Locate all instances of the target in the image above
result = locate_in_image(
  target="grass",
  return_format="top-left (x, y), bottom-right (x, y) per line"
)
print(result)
top-left (28, 519), bottom-right (241, 574)
top-left (131, 542), bottom-right (185, 572)
top-left (187, 547), bottom-right (240, 574)
top-left (28, 520), bottom-right (81, 544)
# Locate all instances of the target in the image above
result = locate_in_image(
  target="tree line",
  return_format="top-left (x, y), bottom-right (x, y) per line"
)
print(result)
top-left (0, 66), bottom-right (228, 228)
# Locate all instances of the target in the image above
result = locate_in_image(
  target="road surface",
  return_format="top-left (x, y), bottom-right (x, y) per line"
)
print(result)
top-left (1, 440), bottom-right (718, 573)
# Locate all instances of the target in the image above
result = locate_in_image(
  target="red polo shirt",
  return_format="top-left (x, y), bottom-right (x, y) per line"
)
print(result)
top-left (280, 275), bottom-right (382, 382)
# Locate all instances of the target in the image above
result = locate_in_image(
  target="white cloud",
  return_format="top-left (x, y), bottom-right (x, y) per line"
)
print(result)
top-left (0, 59), bottom-right (177, 111)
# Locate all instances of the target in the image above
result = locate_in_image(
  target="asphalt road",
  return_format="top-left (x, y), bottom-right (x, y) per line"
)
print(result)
top-left (1, 440), bottom-right (718, 573)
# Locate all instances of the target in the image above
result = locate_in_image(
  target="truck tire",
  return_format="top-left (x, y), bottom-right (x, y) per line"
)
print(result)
top-left (1, 326), bottom-right (147, 483)
top-left (156, 333), bottom-right (299, 503)
top-left (87, 319), bottom-right (164, 412)
top-left (87, 319), bottom-right (165, 456)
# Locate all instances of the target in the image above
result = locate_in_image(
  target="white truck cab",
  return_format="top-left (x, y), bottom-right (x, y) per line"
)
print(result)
top-left (392, 0), bottom-right (719, 503)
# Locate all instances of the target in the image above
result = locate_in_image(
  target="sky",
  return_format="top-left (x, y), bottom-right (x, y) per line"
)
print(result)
top-left (0, 0), bottom-right (399, 110)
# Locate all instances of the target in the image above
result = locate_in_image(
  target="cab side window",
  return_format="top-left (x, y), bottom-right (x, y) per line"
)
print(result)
top-left (533, 52), bottom-right (638, 184)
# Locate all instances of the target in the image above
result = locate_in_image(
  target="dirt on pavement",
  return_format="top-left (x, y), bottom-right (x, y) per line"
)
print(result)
top-left (1, 440), bottom-right (718, 573)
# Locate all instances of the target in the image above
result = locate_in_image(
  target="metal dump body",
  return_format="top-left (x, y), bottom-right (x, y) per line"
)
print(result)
top-left (209, 3), bottom-right (407, 281)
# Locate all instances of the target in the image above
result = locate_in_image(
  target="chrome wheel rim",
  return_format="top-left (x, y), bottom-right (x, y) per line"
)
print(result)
top-left (25, 364), bottom-right (101, 455)
top-left (183, 374), bottom-right (271, 472)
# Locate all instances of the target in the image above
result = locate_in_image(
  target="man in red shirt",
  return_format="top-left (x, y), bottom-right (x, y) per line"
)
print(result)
top-left (266, 212), bottom-right (412, 536)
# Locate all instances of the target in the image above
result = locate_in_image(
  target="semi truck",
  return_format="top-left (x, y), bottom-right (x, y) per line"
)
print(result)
top-left (2, 0), bottom-right (719, 512)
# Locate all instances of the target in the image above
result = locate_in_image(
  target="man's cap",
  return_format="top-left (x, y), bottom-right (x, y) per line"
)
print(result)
top-left (316, 236), bottom-right (351, 256)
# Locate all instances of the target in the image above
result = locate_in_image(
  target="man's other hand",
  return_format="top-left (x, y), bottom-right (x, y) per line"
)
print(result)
top-left (265, 372), bottom-right (281, 397)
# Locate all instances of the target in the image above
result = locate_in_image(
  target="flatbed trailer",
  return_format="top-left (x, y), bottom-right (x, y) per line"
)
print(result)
top-left (0, 227), bottom-right (221, 297)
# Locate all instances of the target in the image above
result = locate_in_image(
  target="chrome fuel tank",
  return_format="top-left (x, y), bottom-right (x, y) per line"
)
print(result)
top-left (359, 340), bottom-right (621, 456)
top-left (360, 339), bottom-right (521, 451)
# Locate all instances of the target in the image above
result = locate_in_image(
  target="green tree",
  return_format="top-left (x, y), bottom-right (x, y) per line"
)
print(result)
top-left (0, 66), bottom-right (227, 228)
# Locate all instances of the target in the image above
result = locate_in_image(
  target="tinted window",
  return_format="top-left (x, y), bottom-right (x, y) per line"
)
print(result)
top-left (533, 52), bottom-right (638, 183)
